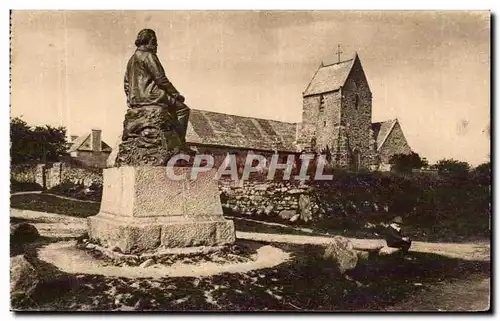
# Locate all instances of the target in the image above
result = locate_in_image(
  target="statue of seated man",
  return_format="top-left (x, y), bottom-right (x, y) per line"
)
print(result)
top-left (116, 28), bottom-right (194, 166)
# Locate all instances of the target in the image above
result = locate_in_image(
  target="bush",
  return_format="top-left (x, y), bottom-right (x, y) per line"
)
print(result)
top-left (473, 162), bottom-right (491, 186)
top-left (389, 152), bottom-right (428, 174)
top-left (434, 159), bottom-right (471, 180)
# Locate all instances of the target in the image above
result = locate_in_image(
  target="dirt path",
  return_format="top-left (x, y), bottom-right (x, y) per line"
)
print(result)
top-left (10, 208), bottom-right (87, 238)
top-left (11, 191), bottom-right (99, 203)
top-left (11, 208), bottom-right (490, 261)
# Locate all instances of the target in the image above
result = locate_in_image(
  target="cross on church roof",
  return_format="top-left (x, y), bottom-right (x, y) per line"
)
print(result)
top-left (335, 44), bottom-right (343, 63)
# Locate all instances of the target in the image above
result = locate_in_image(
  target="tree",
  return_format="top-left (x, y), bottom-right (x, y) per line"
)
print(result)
top-left (10, 117), bottom-right (33, 164)
top-left (389, 152), bottom-right (428, 174)
top-left (434, 158), bottom-right (471, 180)
top-left (10, 117), bottom-right (68, 164)
top-left (473, 162), bottom-right (491, 185)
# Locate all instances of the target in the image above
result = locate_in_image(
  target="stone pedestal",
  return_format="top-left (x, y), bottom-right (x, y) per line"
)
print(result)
top-left (88, 167), bottom-right (235, 254)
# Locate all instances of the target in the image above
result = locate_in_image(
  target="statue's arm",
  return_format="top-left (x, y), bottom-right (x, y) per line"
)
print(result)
top-left (144, 53), bottom-right (181, 96)
top-left (124, 73), bottom-right (129, 95)
top-left (123, 71), bottom-right (131, 107)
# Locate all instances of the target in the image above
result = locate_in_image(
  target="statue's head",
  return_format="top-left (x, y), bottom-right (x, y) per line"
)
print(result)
top-left (135, 29), bottom-right (157, 53)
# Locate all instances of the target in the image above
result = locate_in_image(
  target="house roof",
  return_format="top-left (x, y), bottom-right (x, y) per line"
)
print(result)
top-left (303, 56), bottom-right (356, 97)
top-left (186, 109), bottom-right (298, 153)
top-left (69, 132), bottom-right (112, 153)
top-left (371, 119), bottom-right (398, 151)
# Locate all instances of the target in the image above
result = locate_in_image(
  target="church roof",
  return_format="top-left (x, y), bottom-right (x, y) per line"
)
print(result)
top-left (371, 119), bottom-right (398, 151)
top-left (303, 56), bottom-right (356, 97)
top-left (186, 109), bottom-right (298, 153)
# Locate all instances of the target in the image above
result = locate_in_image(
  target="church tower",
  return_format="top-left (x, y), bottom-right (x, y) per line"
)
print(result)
top-left (297, 52), bottom-right (377, 170)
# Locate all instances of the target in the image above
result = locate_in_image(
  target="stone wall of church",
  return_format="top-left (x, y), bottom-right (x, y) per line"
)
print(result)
top-left (298, 91), bottom-right (342, 153)
top-left (377, 122), bottom-right (412, 165)
top-left (339, 58), bottom-right (377, 169)
top-left (316, 91), bottom-right (341, 153)
top-left (297, 95), bottom-right (320, 151)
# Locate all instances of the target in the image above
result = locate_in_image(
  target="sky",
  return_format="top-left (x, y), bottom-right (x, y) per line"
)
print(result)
top-left (10, 11), bottom-right (490, 165)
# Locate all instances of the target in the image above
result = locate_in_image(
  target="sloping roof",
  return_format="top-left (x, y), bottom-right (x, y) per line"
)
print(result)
top-left (69, 132), bottom-right (112, 153)
top-left (186, 109), bottom-right (298, 153)
top-left (303, 57), bottom-right (355, 97)
top-left (68, 134), bottom-right (89, 152)
top-left (371, 119), bottom-right (398, 151)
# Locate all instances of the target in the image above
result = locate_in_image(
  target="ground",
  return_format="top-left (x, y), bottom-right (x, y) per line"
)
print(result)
top-left (10, 194), bottom-right (491, 312)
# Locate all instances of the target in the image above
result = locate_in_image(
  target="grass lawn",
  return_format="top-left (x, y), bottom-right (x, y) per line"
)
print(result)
top-left (10, 181), bottom-right (43, 193)
top-left (12, 238), bottom-right (490, 311)
top-left (10, 194), bottom-right (100, 218)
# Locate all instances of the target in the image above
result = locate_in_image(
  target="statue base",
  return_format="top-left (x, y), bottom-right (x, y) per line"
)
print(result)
top-left (88, 167), bottom-right (235, 254)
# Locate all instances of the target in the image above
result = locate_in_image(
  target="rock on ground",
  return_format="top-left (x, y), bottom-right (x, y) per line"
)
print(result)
top-left (10, 255), bottom-right (40, 300)
top-left (298, 194), bottom-right (314, 222)
top-left (378, 246), bottom-right (401, 256)
top-left (139, 258), bottom-right (155, 268)
top-left (10, 223), bottom-right (39, 243)
top-left (278, 210), bottom-right (296, 220)
top-left (356, 250), bottom-right (370, 261)
top-left (323, 236), bottom-right (358, 274)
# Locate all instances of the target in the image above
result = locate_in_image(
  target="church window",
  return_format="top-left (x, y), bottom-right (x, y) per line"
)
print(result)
top-left (355, 94), bottom-right (360, 110)
top-left (310, 137), bottom-right (317, 149)
top-left (350, 149), bottom-right (361, 171)
top-left (319, 95), bottom-right (325, 112)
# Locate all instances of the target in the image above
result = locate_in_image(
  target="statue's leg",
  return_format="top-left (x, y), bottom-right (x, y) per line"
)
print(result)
top-left (176, 102), bottom-right (191, 144)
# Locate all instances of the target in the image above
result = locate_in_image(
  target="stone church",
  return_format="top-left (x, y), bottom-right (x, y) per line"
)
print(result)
top-left (183, 53), bottom-right (412, 171)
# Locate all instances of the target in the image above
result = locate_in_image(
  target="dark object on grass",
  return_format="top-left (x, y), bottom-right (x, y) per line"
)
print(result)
top-left (384, 216), bottom-right (412, 253)
top-left (11, 223), bottom-right (39, 243)
top-left (10, 180), bottom-right (43, 193)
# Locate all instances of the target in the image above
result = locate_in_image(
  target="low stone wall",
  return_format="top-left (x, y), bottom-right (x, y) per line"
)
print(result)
top-left (11, 162), bottom-right (103, 189)
top-left (11, 164), bottom-right (39, 183)
top-left (60, 163), bottom-right (103, 187)
top-left (219, 179), bottom-right (318, 222)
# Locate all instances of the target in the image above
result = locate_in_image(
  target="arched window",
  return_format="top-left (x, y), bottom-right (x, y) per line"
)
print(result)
top-left (350, 149), bottom-right (361, 171)
top-left (310, 137), bottom-right (317, 150)
top-left (319, 95), bottom-right (325, 112)
top-left (354, 94), bottom-right (360, 110)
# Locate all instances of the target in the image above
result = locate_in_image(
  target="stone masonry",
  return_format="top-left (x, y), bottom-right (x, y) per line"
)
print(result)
top-left (88, 167), bottom-right (235, 253)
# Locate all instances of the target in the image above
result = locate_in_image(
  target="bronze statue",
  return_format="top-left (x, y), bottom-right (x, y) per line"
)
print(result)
top-left (115, 29), bottom-right (193, 166)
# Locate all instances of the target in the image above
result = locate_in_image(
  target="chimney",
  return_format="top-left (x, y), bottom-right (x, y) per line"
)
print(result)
top-left (91, 129), bottom-right (102, 152)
